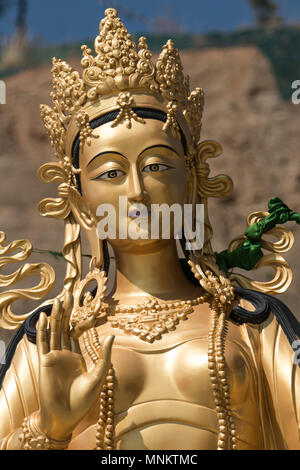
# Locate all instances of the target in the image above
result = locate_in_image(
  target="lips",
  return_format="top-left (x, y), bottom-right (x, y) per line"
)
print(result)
top-left (128, 203), bottom-right (150, 219)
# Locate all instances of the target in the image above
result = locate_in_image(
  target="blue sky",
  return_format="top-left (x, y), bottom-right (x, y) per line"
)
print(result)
top-left (1, 0), bottom-right (300, 44)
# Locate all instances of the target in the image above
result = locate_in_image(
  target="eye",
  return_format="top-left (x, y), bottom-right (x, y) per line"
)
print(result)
top-left (95, 169), bottom-right (126, 180)
top-left (143, 163), bottom-right (173, 173)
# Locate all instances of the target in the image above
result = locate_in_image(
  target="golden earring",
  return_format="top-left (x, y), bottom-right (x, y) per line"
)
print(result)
top-left (70, 256), bottom-right (108, 328)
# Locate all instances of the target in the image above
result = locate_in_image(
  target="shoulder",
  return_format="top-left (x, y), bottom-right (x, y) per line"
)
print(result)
top-left (231, 286), bottom-right (300, 357)
top-left (0, 302), bottom-right (53, 391)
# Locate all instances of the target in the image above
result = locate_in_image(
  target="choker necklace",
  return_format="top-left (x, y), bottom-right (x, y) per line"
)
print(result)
top-left (106, 294), bottom-right (210, 343)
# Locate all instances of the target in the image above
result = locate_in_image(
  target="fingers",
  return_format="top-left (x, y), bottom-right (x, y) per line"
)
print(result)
top-left (100, 335), bottom-right (115, 363)
top-left (37, 293), bottom-right (76, 355)
top-left (37, 311), bottom-right (49, 357)
top-left (49, 299), bottom-right (63, 350)
top-left (61, 291), bottom-right (73, 350)
top-left (91, 336), bottom-right (115, 382)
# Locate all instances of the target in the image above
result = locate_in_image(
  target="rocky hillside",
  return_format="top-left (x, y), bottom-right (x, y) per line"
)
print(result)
top-left (0, 45), bottom-right (299, 345)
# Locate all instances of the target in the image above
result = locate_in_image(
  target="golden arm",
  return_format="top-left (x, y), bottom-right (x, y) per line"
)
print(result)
top-left (244, 312), bottom-right (300, 449)
top-left (259, 313), bottom-right (300, 449)
top-left (0, 335), bottom-right (40, 449)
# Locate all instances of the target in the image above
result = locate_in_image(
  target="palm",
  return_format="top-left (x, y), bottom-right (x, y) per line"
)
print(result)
top-left (36, 293), bottom-right (114, 440)
top-left (39, 350), bottom-right (86, 414)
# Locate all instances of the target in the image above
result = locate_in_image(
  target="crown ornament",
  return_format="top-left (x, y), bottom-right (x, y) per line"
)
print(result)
top-left (40, 8), bottom-right (204, 188)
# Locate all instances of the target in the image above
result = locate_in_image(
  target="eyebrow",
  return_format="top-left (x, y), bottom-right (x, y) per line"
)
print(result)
top-left (139, 145), bottom-right (179, 156)
top-left (87, 151), bottom-right (127, 168)
top-left (87, 144), bottom-right (179, 169)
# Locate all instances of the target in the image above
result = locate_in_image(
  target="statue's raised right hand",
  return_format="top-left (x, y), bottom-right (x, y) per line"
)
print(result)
top-left (36, 292), bottom-right (114, 441)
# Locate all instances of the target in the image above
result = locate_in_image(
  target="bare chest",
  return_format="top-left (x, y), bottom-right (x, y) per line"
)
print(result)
top-left (81, 310), bottom-right (254, 413)
top-left (73, 312), bottom-right (261, 449)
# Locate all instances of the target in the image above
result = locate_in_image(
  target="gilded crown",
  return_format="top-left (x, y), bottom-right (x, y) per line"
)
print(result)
top-left (40, 8), bottom-right (204, 187)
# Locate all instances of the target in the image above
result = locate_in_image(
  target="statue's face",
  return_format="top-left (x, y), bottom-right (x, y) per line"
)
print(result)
top-left (79, 117), bottom-right (187, 251)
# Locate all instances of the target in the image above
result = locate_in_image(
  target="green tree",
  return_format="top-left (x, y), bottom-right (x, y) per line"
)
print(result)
top-left (249, 0), bottom-right (279, 27)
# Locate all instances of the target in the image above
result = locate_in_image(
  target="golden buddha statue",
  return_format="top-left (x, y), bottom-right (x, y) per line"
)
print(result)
top-left (0, 8), bottom-right (299, 451)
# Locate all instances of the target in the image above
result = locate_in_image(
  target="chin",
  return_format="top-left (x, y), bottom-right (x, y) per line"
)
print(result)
top-left (108, 236), bottom-right (173, 254)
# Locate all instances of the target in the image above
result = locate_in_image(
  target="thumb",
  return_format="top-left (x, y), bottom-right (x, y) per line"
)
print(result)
top-left (71, 316), bottom-right (97, 339)
top-left (90, 335), bottom-right (115, 383)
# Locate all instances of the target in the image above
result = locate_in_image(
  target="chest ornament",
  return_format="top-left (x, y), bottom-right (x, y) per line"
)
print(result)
top-left (107, 295), bottom-right (210, 343)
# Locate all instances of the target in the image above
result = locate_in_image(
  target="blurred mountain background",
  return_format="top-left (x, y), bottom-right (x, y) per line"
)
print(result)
top-left (0, 0), bottom-right (300, 345)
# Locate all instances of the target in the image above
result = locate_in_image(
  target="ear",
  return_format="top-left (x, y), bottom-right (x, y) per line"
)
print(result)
top-left (184, 161), bottom-right (197, 205)
top-left (68, 186), bottom-right (95, 230)
top-left (184, 177), bottom-right (193, 205)
top-left (68, 186), bottom-right (104, 267)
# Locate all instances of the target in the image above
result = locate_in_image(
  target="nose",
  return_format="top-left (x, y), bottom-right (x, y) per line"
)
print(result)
top-left (127, 165), bottom-right (147, 203)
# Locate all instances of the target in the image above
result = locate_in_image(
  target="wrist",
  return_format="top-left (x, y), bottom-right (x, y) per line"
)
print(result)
top-left (19, 412), bottom-right (72, 450)
top-left (37, 411), bottom-right (73, 442)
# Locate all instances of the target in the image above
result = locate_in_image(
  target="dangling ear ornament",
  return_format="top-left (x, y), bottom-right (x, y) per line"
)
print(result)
top-left (70, 256), bottom-right (108, 330)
